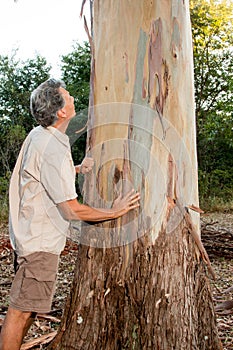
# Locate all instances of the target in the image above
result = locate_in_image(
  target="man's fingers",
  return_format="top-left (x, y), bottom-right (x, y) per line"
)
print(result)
top-left (130, 193), bottom-right (140, 202)
top-left (81, 157), bottom-right (94, 172)
top-left (122, 190), bottom-right (140, 204)
top-left (127, 192), bottom-right (140, 210)
top-left (125, 189), bottom-right (137, 199)
top-left (129, 203), bottom-right (140, 209)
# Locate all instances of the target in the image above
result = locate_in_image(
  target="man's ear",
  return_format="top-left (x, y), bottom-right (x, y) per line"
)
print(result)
top-left (57, 109), bottom-right (66, 119)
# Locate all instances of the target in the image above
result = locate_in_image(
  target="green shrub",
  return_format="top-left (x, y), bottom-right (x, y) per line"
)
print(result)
top-left (199, 168), bottom-right (233, 211)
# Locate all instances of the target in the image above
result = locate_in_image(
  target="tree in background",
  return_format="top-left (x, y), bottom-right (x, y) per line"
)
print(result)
top-left (0, 52), bottom-right (50, 132)
top-left (190, 0), bottom-right (233, 207)
top-left (0, 53), bottom-right (50, 218)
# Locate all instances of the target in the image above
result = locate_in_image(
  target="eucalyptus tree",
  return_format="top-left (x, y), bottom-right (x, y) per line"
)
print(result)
top-left (50, 1), bottom-right (221, 348)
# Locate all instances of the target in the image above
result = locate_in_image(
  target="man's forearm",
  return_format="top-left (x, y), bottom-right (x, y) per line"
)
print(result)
top-left (58, 200), bottom-right (125, 222)
top-left (58, 191), bottom-right (140, 223)
top-left (70, 203), bottom-right (126, 221)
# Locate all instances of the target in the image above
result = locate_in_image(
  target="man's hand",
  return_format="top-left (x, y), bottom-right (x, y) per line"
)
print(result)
top-left (112, 189), bottom-right (140, 214)
top-left (76, 157), bottom-right (94, 174)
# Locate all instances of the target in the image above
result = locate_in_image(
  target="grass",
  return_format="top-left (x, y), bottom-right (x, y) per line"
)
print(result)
top-left (200, 196), bottom-right (233, 213)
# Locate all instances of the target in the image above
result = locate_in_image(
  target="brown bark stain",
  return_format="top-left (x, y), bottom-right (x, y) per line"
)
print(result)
top-left (143, 18), bottom-right (170, 114)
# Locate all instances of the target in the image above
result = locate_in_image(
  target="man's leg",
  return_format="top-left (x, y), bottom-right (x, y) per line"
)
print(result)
top-left (0, 307), bottom-right (36, 350)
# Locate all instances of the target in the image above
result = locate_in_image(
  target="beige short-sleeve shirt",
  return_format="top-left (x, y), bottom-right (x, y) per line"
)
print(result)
top-left (9, 126), bottom-right (77, 257)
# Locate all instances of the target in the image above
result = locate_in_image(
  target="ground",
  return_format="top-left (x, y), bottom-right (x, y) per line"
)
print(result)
top-left (0, 212), bottom-right (232, 349)
top-left (201, 212), bottom-right (233, 350)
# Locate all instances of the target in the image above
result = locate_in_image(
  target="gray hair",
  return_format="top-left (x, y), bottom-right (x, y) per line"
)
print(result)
top-left (30, 79), bottom-right (66, 127)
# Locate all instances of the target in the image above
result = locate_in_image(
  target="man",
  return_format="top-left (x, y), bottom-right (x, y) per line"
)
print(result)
top-left (0, 79), bottom-right (140, 350)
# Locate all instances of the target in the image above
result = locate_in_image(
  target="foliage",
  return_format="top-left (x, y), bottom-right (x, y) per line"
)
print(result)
top-left (0, 52), bottom-right (51, 177)
top-left (0, 52), bottom-right (51, 132)
top-left (0, 124), bottom-right (26, 175)
top-left (190, 0), bottom-right (233, 210)
top-left (0, 52), bottom-right (51, 219)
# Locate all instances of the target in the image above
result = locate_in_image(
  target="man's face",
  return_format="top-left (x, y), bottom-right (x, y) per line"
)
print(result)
top-left (59, 87), bottom-right (76, 119)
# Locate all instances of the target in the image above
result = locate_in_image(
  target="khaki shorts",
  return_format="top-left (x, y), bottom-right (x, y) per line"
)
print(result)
top-left (9, 252), bottom-right (59, 313)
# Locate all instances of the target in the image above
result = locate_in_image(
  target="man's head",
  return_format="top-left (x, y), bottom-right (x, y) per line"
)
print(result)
top-left (30, 79), bottom-right (73, 127)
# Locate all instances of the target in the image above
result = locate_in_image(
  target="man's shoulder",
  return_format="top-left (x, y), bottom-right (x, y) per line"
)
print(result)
top-left (28, 125), bottom-right (48, 139)
top-left (27, 126), bottom-right (56, 152)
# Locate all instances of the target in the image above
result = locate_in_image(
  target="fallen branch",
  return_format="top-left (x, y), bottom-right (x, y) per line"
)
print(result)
top-left (223, 285), bottom-right (233, 294)
top-left (20, 331), bottom-right (57, 350)
top-left (37, 313), bottom-right (61, 323)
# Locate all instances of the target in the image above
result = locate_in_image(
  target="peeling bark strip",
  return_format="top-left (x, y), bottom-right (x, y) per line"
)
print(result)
top-left (50, 0), bottom-right (222, 349)
top-left (147, 18), bottom-right (169, 113)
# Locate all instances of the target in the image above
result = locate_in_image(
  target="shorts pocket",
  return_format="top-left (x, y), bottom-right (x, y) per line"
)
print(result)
top-left (22, 267), bottom-right (57, 300)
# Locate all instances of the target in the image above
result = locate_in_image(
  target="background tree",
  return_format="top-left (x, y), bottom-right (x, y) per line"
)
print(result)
top-left (0, 52), bottom-right (50, 219)
top-left (190, 0), bottom-right (233, 208)
top-left (50, 1), bottom-right (221, 349)
top-left (0, 52), bottom-right (50, 132)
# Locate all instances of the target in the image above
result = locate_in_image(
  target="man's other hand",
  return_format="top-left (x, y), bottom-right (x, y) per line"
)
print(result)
top-left (76, 157), bottom-right (94, 174)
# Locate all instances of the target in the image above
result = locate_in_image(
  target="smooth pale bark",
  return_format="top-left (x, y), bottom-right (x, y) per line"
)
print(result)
top-left (50, 1), bottom-right (221, 349)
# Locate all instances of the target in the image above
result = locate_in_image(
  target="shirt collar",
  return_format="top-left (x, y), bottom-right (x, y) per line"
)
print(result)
top-left (45, 126), bottom-right (70, 148)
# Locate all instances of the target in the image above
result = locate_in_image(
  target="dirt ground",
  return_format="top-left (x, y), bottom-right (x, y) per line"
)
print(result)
top-left (201, 212), bottom-right (233, 350)
top-left (0, 212), bottom-right (232, 349)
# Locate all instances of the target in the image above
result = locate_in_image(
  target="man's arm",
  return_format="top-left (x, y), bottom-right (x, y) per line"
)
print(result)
top-left (57, 190), bottom-right (140, 222)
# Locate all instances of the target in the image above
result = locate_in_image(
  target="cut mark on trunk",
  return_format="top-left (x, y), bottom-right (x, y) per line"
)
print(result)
top-left (123, 52), bottom-right (129, 83)
top-left (171, 17), bottom-right (181, 60)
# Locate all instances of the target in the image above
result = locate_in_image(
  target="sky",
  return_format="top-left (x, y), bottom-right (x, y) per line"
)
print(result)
top-left (0, 0), bottom-right (89, 77)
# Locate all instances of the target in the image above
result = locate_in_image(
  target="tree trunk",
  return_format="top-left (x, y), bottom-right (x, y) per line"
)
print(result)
top-left (50, 1), bottom-right (221, 349)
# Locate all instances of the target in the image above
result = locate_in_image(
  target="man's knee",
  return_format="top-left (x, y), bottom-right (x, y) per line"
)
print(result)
top-left (5, 307), bottom-right (32, 323)
top-left (18, 310), bottom-right (37, 324)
